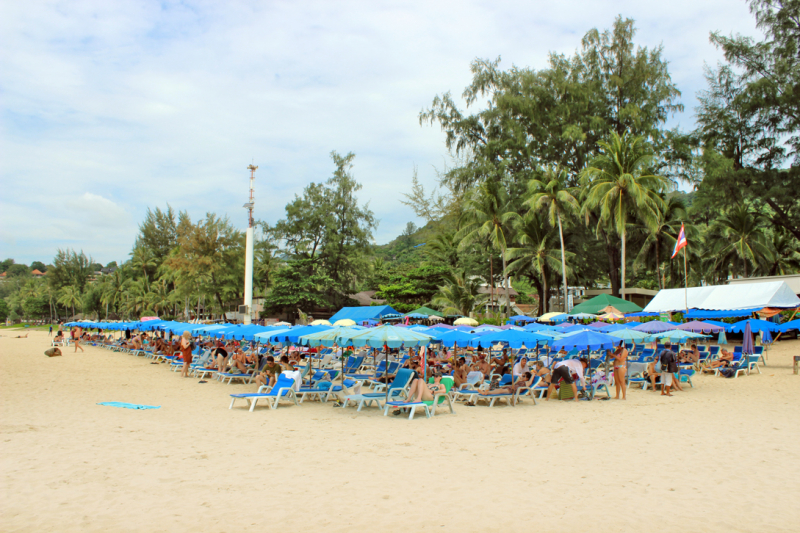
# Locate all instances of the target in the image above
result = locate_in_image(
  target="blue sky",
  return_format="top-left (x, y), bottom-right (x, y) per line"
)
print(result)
top-left (0, 0), bottom-right (758, 266)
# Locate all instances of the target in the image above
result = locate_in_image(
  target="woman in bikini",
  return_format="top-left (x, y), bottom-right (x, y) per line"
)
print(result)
top-left (611, 341), bottom-right (628, 400)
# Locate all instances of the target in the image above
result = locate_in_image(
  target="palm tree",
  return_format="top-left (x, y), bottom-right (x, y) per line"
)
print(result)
top-left (130, 246), bottom-right (157, 292)
top-left (632, 195), bottom-right (688, 289)
top-left (456, 180), bottom-right (518, 319)
top-left (431, 271), bottom-right (488, 317)
top-left (57, 285), bottom-right (82, 318)
top-left (765, 228), bottom-right (800, 276)
top-left (506, 212), bottom-right (566, 315)
top-left (147, 278), bottom-right (174, 317)
top-left (581, 132), bottom-right (667, 294)
top-left (710, 204), bottom-right (771, 278)
top-left (423, 231), bottom-right (460, 270)
top-left (525, 166), bottom-right (580, 312)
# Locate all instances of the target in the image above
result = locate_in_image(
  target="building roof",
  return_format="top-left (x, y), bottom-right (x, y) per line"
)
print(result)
top-left (478, 287), bottom-right (519, 296)
top-left (728, 274), bottom-right (800, 294)
top-left (328, 305), bottom-right (402, 323)
top-left (31, 269), bottom-right (44, 275)
top-left (643, 281), bottom-right (800, 313)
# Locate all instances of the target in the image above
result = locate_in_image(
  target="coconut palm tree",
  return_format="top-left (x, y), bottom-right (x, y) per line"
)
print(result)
top-left (130, 246), bottom-right (157, 292)
top-left (431, 271), bottom-right (488, 317)
top-left (456, 179), bottom-right (518, 319)
top-left (581, 132), bottom-right (667, 294)
top-left (632, 195), bottom-right (688, 289)
top-left (506, 211), bottom-right (566, 315)
top-left (710, 204), bottom-right (771, 278)
top-left (765, 228), bottom-right (800, 276)
top-left (57, 285), bottom-right (82, 318)
top-left (525, 166), bottom-right (580, 312)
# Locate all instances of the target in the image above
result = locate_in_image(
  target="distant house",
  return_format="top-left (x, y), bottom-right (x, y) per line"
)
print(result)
top-left (479, 284), bottom-right (519, 313)
top-left (31, 269), bottom-right (45, 278)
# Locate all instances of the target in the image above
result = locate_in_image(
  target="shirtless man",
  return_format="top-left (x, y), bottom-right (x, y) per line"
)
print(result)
top-left (73, 327), bottom-right (84, 353)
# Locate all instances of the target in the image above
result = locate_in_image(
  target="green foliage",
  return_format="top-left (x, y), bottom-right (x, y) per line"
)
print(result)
top-left (262, 259), bottom-right (341, 319)
top-left (30, 261), bottom-right (47, 272)
top-left (0, 298), bottom-right (8, 322)
top-left (7, 264), bottom-right (30, 277)
top-left (48, 249), bottom-right (93, 293)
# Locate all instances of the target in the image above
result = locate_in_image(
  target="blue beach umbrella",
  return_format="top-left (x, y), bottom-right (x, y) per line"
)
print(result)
top-left (550, 330), bottom-right (618, 352)
top-left (466, 329), bottom-right (551, 349)
top-left (728, 318), bottom-right (783, 334)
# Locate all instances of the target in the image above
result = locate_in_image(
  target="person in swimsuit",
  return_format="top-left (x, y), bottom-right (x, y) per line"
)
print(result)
top-left (179, 331), bottom-right (193, 378)
top-left (478, 371), bottom-right (535, 396)
top-left (73, 327), bottom-right (84, 353)
top-left (533, 361), bottom-right (551, 387)
top-left (402, 372), bottom-right (445, 404)
top-left (611, 341), bottom-right (628, 400)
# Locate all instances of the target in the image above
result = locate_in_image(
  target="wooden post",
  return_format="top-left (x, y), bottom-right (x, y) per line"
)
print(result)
top-left (793, 356), bottom-right (799, 375)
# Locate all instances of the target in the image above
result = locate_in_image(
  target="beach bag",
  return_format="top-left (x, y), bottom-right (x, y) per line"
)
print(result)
top-left (44, 348), bottom-right (62, 357)
top-left (558, 383), bottom-right (575, 400)
top-left (719, 368), bottom-right (735, 378)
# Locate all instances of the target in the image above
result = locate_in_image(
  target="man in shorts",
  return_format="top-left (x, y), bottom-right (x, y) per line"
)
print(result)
top-left (659, 342), bottom-right (678, 397)
top-left (546, 357), bottom-right (589, 402)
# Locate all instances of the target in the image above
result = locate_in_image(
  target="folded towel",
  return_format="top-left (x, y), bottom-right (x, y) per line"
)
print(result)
top-left (97, 402), bottom-right (160, 410)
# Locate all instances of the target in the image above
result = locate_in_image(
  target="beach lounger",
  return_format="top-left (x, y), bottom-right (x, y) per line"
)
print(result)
top-left (228, 375), bottom-right (298, 411)
top-left (382, 377), bottom-right (455, 420)
top-left (342, 368), bottom-right (414, 411)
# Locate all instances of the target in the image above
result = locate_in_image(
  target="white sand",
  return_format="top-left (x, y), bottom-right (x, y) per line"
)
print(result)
top-left (2, 330), bottom-right (800, 532)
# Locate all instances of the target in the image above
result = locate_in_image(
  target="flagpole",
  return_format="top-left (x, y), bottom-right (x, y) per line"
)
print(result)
top-left (683, 238), bottom-right (688, 313)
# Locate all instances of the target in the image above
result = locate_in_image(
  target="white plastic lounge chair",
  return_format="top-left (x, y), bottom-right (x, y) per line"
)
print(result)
top-left (228, 375), bottom-right (298, 411)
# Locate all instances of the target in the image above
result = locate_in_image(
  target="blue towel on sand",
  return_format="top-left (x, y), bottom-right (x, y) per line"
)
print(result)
top-left (97, 402), bottom-right (160, 410)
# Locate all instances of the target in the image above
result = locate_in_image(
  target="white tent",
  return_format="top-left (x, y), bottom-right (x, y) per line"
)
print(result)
top-left (643, 281), bottom-right (800, 313)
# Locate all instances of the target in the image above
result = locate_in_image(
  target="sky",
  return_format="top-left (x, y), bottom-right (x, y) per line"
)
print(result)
top-left (0, 0), bottom-right (759, 266)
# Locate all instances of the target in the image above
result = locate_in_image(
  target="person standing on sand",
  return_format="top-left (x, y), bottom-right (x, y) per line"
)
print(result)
top-left (49, 325), bottom-right (53, 336)
top-left (74, 327), bottom-right (84, 353)
top-left (611, 341), bottom-right (628, 400)
top-left (179, 331), bottom-right (194, 378)
top-left (659, 342), bottom-right (678, 397)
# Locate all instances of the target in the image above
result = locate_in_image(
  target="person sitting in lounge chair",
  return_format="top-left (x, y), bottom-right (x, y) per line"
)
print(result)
top-left (255, 356), bottom-right (283, 388)
top-left (703, 349), bottom-right (734, 371)
top-left (533, 361), bottom-right (551, 387)
top-left (392, 372), bottom-right (446, 414)
top-left (644, 359), bottom-right (684, 391)
top-left (478, 371), bottom-right (534, 396)
top-left (453, 359), bottom-right (469, 388)
top-left (679, 343), bottom-right (700, 363)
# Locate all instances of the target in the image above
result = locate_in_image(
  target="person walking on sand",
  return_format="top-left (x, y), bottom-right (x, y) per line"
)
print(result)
top-left (179, 331), bottom-right (194, 378)
top-left (611, 341), bottom-right (628, 400)
top-left (49, 325), bottom-right (53, 336)
top-left (73, 327), bottom-right (84, 353)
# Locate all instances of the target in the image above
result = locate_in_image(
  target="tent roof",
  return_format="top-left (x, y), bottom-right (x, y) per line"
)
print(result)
top-left (569, 294), bottom-right (643, 314)
top-left (407, 306), bottom-right (444, 317)
top-left (328, 305), bottom-right (402, 323)
top-left (643, 281), bottom-right (800, 313)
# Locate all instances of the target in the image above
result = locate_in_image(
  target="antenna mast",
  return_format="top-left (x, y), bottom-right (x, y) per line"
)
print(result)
top-left (242, 164), bottom-right (257, 324)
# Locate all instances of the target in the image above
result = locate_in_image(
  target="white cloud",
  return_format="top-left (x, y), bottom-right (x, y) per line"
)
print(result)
top-left (0, 0), bottom-right (759, 264)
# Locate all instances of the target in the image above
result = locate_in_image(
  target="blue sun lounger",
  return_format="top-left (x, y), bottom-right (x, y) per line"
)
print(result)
top-left (229, 375), bottom-right (298, 411)
top-left (342, 368), bottom-right (414, 411)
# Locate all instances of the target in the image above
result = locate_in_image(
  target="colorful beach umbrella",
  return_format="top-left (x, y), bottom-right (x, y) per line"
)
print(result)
top-left (676, 320), bottom-right (725, 333)
top-left (632, 321), bottom-right (678, 334)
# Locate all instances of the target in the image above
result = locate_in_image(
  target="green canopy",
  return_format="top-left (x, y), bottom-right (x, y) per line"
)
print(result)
top-left (569, 293), bottom-right (643, 315)
top-left (407, 306), bottom-right (444, 317)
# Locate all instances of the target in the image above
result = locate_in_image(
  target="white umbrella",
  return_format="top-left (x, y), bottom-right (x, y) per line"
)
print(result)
top-left (453, 317), bottom-right (478, 326)
top-left (333, 319), bottom-right (356, 326)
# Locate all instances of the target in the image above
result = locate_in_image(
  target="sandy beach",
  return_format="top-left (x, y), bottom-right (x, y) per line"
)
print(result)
top-left (2, 330), bottom-right (799, 533)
